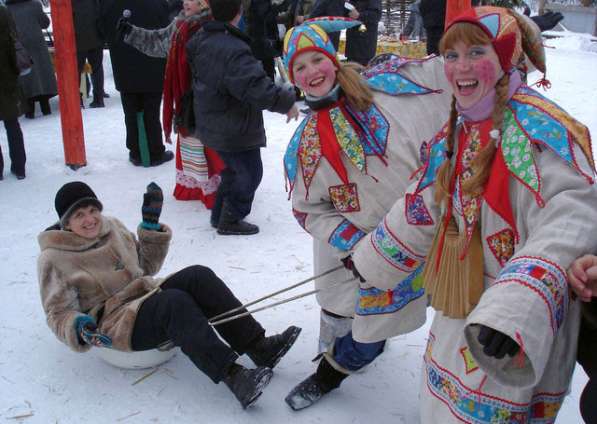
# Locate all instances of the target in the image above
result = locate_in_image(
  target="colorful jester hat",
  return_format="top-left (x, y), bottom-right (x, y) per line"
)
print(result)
top-left (446, 6), bottom-right (546, 77)
top-left (283, 17), bottom-right (361, 83)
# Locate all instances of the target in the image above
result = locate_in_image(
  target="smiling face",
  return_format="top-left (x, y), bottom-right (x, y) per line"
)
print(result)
top-left (292, 51), bottom-right (338, 98)
top-left (443, 41), bottom-right (502, 109)
top-left (66, 205), bottom-right (102, 239)
top-left (183, 0), bottom-right (204, 17)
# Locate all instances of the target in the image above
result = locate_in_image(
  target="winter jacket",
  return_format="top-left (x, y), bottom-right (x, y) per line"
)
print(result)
top-left (99, 0), bottom-right (169, 93)
top-left (6, 0), bottom-right (57, 99)
top-left (186, 21), bottom-right (295, 152)
top-left (72, 0), bottom-right (103, 52)
top-left (344, 0), bottom-right (381, 65)
top-left (37, 216), bottom-right (172, 352)
top-left (0, 5), bottom-right (23, 120)
top-left (247, 0), bottom-right (287, 61)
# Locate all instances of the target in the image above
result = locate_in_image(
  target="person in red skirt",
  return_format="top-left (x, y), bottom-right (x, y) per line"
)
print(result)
top-left (119, 0), bottom-right (225, 208)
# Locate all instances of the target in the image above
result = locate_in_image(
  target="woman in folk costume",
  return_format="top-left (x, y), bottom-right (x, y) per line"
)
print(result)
top-left (122, 0), bottom-right (225, 209)
top-left (280, 17), bottom-right (452, 409)
top-left (351, 4), bottom-right (597, 423)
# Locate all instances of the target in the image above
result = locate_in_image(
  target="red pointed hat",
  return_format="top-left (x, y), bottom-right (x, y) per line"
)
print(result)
top-left (445, 6), bottom-right (523, 73)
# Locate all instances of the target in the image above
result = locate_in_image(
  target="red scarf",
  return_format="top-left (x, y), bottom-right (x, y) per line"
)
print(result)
top-left (162, 14), bottom-right (210, 142)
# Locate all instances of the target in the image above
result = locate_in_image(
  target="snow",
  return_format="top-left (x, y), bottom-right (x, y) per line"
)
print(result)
top-left (1, 32), bottom-right (596, 423)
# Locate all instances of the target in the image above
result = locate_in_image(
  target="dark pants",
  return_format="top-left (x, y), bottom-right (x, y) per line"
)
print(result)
top-left (120, 92), bottom-right (165, 161)
top-left (26, 95), bottom-right (52, 117)
top-left (77, 48), bottom-right (105, 102)
top-left (333, 331), bottom-right (385, 371)
top-left (211, 148), bottom-right (263, 223)
top-left (131, 265), bottom-right (265, 383)
top-left (0, 119), bottom-right (26, 176)
top-left (578, 314), bottom-right (597, 423)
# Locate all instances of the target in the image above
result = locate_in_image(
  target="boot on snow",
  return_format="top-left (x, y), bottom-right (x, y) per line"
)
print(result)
top-left (247, 326), bottom-right (302, 369)
top-left (217, 201), bottom-right (259, 235)
top-left (223, 363), bottom-right (273, 409)
top-left (285, 356), bottom-right (348, 411)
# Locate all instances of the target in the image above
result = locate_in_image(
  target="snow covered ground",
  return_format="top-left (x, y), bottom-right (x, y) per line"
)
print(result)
top-left (1, 32), bottom-right (596, 423)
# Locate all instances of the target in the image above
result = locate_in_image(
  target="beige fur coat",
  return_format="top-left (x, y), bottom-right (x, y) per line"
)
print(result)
top-left (37, 216), bottom-right (172, 352)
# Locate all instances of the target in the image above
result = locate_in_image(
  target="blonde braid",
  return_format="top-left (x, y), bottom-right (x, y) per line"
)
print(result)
top-left (434, 97), bottom-right (459, 206)
top-left (461, 73), bottom-right (510, 196)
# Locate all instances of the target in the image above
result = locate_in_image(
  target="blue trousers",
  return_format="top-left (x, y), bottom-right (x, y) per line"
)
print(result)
top-left (333, 331), bottom-right (385, 371)
top-left (212, 148), bottom-right (263, 222)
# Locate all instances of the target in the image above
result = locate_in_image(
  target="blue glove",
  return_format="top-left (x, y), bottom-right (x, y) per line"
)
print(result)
top-left (75, 315), bottom-right (112, 348)
top-left (141, 182), bottom-right (163, 231)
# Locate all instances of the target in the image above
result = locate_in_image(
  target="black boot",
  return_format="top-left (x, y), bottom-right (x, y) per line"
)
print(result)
top-left (89, 96), bottom-right (105, 108)
top-left (581, 378), bottom-right (597, 424)
top-left (285, 357), bottom-right (348, 411)
top-left (246, 326), bottom-right (302, 369)
top-left (217, 201), bottom-right (259, 235)
top-left (223, 363), bottom-right (273, 409)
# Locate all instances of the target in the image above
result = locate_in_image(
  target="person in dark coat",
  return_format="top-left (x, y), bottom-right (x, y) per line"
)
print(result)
top-left (0, 4), bottom-right (26, 179)
top-left (99, 0), bottom-right (173, 166)
top-left (72, 0), bottom-right (106, 108)
top-left (246, 0), bottom-right (289, 80)
top-left (343, 0), bottom-right (381, 65)
top-left (186, 0), bottom-right (298, 235)
top-left (309, 0), bottom-right (344, 49)
top-left (6, 0), bottom-right (57, 119)
top-left (419, 0), bottom-right (445, 55)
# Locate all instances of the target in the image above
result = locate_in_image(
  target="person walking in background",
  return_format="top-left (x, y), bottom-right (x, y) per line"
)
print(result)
top-left (6, 0), bottom-right (57, 119)
top-left (99, 0), bottom-right (173, 167)
top-left (119, 0), bottom-right (225, 209)
top-left (246, 0), bottom-right (289, 80)
top-left (186, 0), bottom-right (298, 235)
top-left (72, 0), bottom-right (107, 108)
top-left (343, 0), bottom-right (381, 66)
top-left (308, 0), bottom-right (344, 49)
top-left (0, 4), bottom-right (26, 180)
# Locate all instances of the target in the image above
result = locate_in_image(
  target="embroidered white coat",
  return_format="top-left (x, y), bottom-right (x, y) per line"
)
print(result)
top-left (285, 56), bottom-right (452, 342)
top-left (352, 85), bottom-right (597, 422)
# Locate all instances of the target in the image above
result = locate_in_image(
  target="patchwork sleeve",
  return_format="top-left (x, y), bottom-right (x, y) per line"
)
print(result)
top-left (352, 178), bottom-right (441, 289)
top-left (37, 255), bottom-right (90, 353)
top-left (464, 143), bottom-right (597, 388)
top-left (123, 21), bottom-right (176, 58)
top-left (291, 165), bottom-right (367, 258)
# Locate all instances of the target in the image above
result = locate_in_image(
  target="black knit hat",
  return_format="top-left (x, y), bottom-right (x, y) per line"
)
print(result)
top-left (55, 181), bottom-right (103, 226)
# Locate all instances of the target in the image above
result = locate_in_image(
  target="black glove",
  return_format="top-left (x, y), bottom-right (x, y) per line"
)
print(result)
top-left (477, 325), bottom-right (519, 359)
top-left (341, 256), bottom-right (365, 282)
top-left (141, 182), bottom-right (163, 230)
top-left (75, 315), bottom-right (112, 348)
top-left (116, 16), bottom-right (133, 41)
top-left (531, 11), bottom-right (564, 32)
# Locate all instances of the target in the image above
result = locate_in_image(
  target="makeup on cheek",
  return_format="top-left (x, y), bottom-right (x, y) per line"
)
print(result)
top-left (473, 59), bottom-right (498, 85)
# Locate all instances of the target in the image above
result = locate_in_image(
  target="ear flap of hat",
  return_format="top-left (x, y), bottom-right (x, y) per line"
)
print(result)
top-left (493, 31), bottom-right (517, 71)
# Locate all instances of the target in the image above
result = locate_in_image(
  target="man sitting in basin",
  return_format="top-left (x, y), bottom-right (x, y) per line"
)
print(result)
top-left (37, 181), bottom-right (301, 409)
